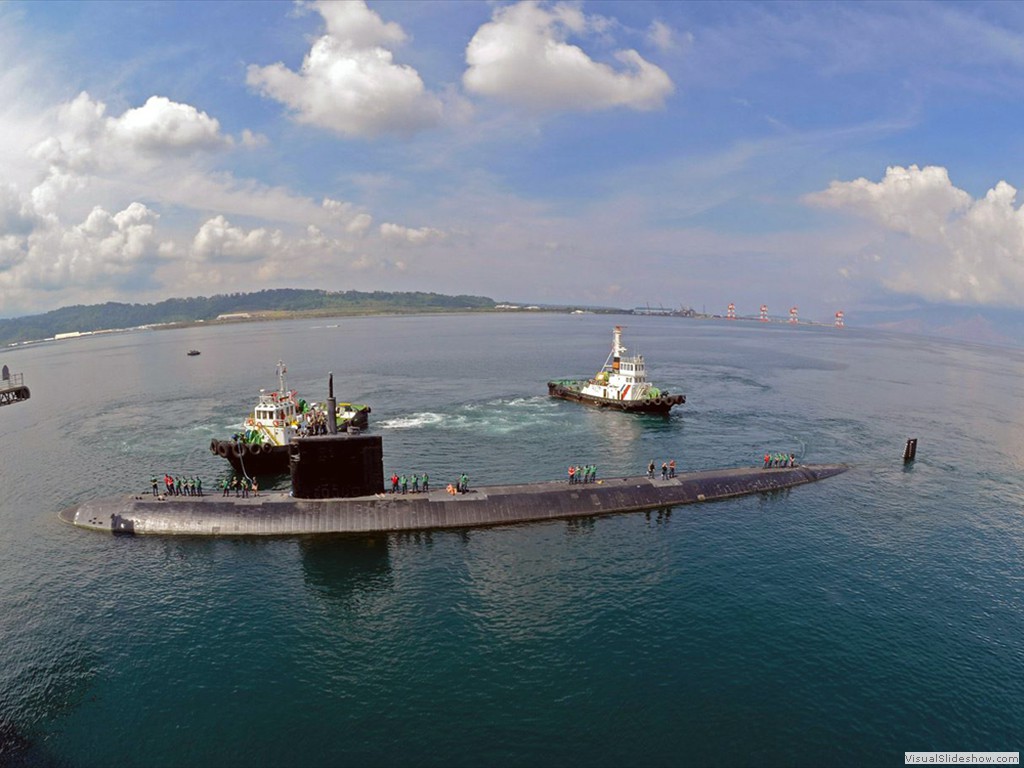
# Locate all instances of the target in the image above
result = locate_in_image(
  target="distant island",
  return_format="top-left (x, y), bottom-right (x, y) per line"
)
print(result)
top-left (0, 289), bottom-right (503, 347)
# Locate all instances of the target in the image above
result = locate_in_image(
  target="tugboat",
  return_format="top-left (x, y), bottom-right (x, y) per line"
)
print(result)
top-left (547, 326), bottom-right (684, 414)
top-left (209, 361), bottom-right (370, 475)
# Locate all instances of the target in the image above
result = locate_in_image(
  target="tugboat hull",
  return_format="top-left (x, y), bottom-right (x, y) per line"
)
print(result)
top-left (209, 439), bottom-right (291, 475)
top-left (547, 381), bottom-right (684, 413)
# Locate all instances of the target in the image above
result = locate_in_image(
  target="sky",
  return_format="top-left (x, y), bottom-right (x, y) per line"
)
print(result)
top-left (2, 0), bottom-right (1024, 326)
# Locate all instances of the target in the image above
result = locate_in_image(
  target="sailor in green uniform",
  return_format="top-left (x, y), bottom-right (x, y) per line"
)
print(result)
top-left (422, 472), bottom-right (429, 493)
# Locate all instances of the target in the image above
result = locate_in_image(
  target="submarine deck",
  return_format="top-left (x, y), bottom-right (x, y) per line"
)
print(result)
top-left (59, 464), bottom-right (848, 537)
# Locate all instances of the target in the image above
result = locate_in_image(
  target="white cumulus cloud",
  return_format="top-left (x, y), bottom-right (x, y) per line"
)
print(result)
top-left (380, 222), bottom-right (446, 245)
top-left (33, 92), bottom-right (232, 176)
top-left (246, 0), bottom-right (443, 138)
top-left (323, 197), bottom-right (373, 235)
top-left (191, 215), bottom-right (283, 263)
top-left (463, 0), bottom-right (674, 112)
top-left (807, 165), bottom-right (1024, 306)
top-left (0, 200), bottom-right (161, 298)
top-left (110, 96), bottom-right (228, 154)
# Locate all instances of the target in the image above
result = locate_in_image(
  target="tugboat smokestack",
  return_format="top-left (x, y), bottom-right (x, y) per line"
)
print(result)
top-left (327, 372), bottom-right (337, 434)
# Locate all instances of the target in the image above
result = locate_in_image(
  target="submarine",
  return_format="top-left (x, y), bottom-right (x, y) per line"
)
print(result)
top-left (59, 431), bottom-right (849, 537)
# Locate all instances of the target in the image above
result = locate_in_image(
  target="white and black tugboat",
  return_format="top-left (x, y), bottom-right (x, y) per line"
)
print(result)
top-left (209, 361), bottom-right (370, 475)
top-left (547, 326), bottom-right (684, 414)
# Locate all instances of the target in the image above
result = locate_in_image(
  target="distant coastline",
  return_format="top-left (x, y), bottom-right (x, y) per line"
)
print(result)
top-left (9, 287), bottom-right (1010, 352)
top-left (0, 287), bottom-right (858, 350)
top-left (0, 289), bottom-right (630, 349)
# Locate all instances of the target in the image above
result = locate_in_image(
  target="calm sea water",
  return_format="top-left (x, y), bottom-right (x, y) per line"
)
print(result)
top-left (0, 313), bottom-right (1021, 767)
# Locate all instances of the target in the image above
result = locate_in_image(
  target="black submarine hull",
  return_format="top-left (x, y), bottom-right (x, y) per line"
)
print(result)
top-left (59, 464), bottom-right (848, 537)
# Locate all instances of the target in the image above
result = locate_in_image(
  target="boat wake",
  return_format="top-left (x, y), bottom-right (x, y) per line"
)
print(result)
top-left (380, 396), bottom-right (560, 435)
top-left (379, 412), bottom-right (446, 430)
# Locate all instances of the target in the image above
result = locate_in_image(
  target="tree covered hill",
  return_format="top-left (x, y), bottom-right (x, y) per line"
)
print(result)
top-left (0, 289), bottom-right (496, 346)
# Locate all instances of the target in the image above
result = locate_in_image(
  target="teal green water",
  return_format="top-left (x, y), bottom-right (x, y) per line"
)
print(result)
top-left (0, 313), bottom-right (1021, 766)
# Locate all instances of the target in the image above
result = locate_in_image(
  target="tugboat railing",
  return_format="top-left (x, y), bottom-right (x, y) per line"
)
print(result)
top-left (0, 372), bottom-right (24, 391)
top-left (0, 369), bottom-right (30, 407)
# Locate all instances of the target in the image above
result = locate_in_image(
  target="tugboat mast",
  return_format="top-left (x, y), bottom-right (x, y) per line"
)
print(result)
top-left (276, 360), bottom-right (288, 395)
top-left (611, 325), bottom-right (623, 373)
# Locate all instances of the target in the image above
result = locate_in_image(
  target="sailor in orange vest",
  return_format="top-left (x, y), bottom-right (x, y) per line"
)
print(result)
top-left (568, 465), bottom-right (576, 484)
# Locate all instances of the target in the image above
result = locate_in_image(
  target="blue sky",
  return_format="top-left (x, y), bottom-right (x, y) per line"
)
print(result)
top-left (2, 1), bottom-right (1024, 326)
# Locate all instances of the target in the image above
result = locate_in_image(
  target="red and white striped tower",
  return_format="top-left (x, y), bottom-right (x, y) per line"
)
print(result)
top-left (835, 310), bottom-right (845, 328)
top-left (789, 306), bottom-right (798, 324)
top-left (760, 304), bottom-right (769, 322)
top-left (727, 302), bottom-right (736, 320)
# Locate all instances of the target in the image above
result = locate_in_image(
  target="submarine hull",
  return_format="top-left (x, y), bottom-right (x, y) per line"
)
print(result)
top-left (59, 464), bottom-right (848, 537)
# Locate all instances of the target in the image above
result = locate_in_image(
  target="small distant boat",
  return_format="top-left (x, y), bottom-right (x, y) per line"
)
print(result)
top-left (187, 349), bottom-right (201, 356)
top-left (547, 326), bottom-right (684, 414)
top-left (209, 361), bottom-right (371, 475)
